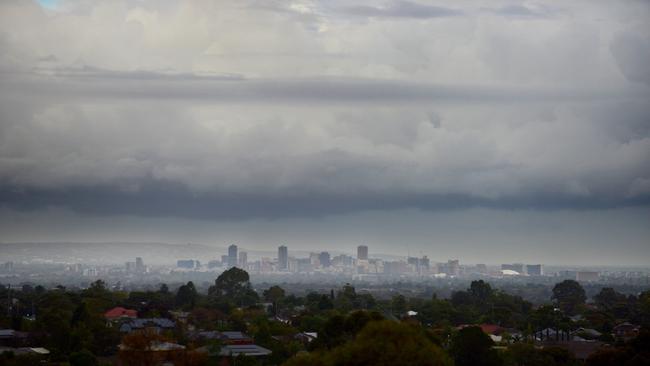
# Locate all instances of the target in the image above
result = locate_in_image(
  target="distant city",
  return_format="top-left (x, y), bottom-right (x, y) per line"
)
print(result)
top-left (2, 242), bottom-right (648, 296)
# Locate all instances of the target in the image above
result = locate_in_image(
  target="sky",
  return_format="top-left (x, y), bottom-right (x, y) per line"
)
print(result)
top-left (0, 0), bottom-right (649, 265)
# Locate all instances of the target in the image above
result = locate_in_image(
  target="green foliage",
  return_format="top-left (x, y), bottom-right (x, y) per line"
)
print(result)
top-left (470, 280), bottom-right (494, 304)
top-left (209, 267), bottom-right (259, 309)
top-left (264, 285), bottom-right (286, 315)
top-left (286, 320), bottom-right (451, 366)
top-left (552, 280), bottom-right (586, 315)
top-left (69, 349), bottom-right (99, 366)
top-left (504, 343), bottom-right (579, 366)
top-left (450, 326), bottom-right (502, 366)
top-left (391, 294), bottom-right (407, 316)
top-left (176, 281), bottom-right (198, 309)
top-left (264, 285), bottom-right (286, 303)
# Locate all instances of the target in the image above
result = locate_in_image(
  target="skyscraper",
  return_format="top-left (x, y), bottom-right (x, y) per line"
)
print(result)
top-left (526, 264), bottom-right (543, 276)
top-left (319, 252), bottom-right (331, 267)
top-left (357, 245), bottom-right (368, 260)
top-left (278, 245), bottom-right (288, 271)
top-left (135, 257), bottom-right (145, 273)
top-left (228, 244), bottom-right (238, 268)
top-left (239, 251), bottom-right (248, 269)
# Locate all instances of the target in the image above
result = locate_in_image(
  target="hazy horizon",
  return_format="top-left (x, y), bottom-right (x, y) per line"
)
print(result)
top-left (1, 0), bottom-right (649, 266)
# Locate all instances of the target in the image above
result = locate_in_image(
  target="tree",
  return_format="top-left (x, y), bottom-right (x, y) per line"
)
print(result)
top-left (69, 349), bottom-right (98, 366)
top-left (506, 343), bottom-right (554, 366)
top-left (450, 326), bottom-right (502, 366)
top-left (329, 320), bottom-right (451, 366)
top-left (175, 281), bottom-right (198, 309)
top-left (287, 320), bottom-right (452, 366)
top-left (209, 268), bottom-right (258, 307)
top-left (469, 280), bottom-right (493, 304)
top-left (264, 285), bottom-right (286, 315)
top-left (552, 280), bottom-right (586, 315)
top-left (594, 288), bottom-right (621, 307)
top-left (391, 294), bottom-right (407, 316)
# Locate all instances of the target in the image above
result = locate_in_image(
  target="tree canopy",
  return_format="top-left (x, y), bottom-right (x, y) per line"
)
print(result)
top-left (552, 280), bottom-right (586, 315)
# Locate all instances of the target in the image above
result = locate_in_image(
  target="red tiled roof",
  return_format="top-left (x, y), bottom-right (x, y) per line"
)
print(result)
top-left (104, 307), bottom-right (138, 319)
top-left (479, 324), bottom-right (504, 335)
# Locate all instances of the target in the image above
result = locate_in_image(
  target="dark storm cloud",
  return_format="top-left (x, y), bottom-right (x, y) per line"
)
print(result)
top-left (2, 180), bottom-right (649, 221)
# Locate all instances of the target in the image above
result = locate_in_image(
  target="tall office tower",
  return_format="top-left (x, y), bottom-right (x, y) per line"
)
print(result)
top-left (228, 244), bottom-right (238, 268)
top-left (447, 259), bottom-right (460, 276)
top-left (526, 264), bottom-right (543, 276)
top-left (357, 245), bottom-right (368, 260)
top-left (420, 256), bottom-right (430, 272)
top-left (135, 257), bottom-right (144, 273)
top-left (278, 245), bottom-right (288, 271)
top-left (239, 252), bottom-right (248, 269)
top-left (319, 252), bottom-right (331, 267)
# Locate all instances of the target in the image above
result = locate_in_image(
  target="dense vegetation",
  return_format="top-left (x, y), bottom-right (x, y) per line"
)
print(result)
top-left (1, 270), bottom-right (649, 365)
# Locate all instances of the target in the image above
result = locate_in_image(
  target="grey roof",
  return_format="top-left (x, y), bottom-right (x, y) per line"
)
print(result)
top-left (220, 331), bottom-right (250, 340)
top-left (119, 324), bottom-right (133, 333)
top-left (0, 329), bottom-right (16, 338)
top-left (119, 318), bottom-right (175, 332)
top-left (219, 344), bottom-right (272, 357)
top-left (196, 330), bottom-right (221, 339)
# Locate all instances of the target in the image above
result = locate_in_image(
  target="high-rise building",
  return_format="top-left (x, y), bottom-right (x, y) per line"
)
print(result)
top-left (526, 264), bottom-right (543, 276)
top-left (357, 245), bottom-right (368, 260)
top-left (441, 259), bottom-right (460, 276)
top-left (576, 271), bottom-right (599, 282)
top-left (309, 253), bottom-right (320, 267)
top-left (228, 244), bottom-right (238, 268)
top-left (135, 257), bottom-right (145, 273)
top-left (420, 256), bottom-right (430, 272)
top-left (319, 252), bottom-right (331, 268)
top-left (125, 261), bottom-right (136, 272)
top-left (177, 259), bottom-right (198, 269)
top-left (239, 251), bottom-right (248, 269)
top-left (278, 245), bottom-right (288, 271)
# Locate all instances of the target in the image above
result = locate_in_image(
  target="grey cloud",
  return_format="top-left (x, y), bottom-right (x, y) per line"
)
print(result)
top-left (487, 4), bottom-right (555, 18)
top-left (3, 72), bottom-right (644, 104)
top-left (0, 0), bottom-right (649, 227)
top-left (344, 1), bottom-right (462, 19)
top-left (610, 31), bottom-right (650, 86)
top-left (30, 65), bottom-right (245, 81)
top-left (0, 91), bottom-right (648, 220)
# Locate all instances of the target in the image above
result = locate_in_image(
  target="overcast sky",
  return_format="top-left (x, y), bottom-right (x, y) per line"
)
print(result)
top-left (0, 0), bottom-right (649, 265)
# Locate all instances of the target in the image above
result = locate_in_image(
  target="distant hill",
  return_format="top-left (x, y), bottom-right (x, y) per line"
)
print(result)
top-left (0, 242), bottom-right (225, 265)
top-left (0, 242), bottom-right (406, 266)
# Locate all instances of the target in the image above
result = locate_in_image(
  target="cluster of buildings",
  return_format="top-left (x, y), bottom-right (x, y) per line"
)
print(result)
top-left (500, 263), bottom-right (543, 276)
top-left (172, 245), bottom-right (553, 280)
top-left (125, 257), bottom-right (147, 274)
